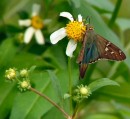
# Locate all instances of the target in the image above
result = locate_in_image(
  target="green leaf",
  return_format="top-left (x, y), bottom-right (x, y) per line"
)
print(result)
top-left (0, 38), bottom-right (17, 67)
top-left (98, 82), bottom-right (130, 103)
top-left (112, 101), bottom-right (130, 119)
top-left (88, 78), bottom-right (119, 92)
top-left (86, 113), bottom-right (119, 119)
top-left (86, 0), bottom-right (114, 12)
top-left (41, 106), bottom-right (64, 119)
top-left (11, 52), bottom-right (53, 69)
top-left (29, 65), bottom-right (36, 73)
top-left (47, 70), bottom-right (63, 106)
top-left (0, 73), bottom-right (17, 119)
top-left (0, 66), bottom-right (17, 119)
top-left (10, 72), bottom-right (60, 119)
top-left (42, 45), bottom-right (67, 70)
top-left (116, 18), bottom-right (130, 31)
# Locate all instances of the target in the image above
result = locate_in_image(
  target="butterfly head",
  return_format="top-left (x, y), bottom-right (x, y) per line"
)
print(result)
top-left (85, 24), bottom-right (94, 31)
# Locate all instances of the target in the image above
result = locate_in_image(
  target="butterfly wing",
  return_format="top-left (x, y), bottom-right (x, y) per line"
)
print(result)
top-left (77, 29), bottom-right (98, 78)
top-left (94, 35), bottom-right (126, 62)
top-left (77, 27), bottom-right (126, 78)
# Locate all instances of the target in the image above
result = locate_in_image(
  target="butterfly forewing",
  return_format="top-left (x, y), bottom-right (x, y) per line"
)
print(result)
top-left (95, 35), bottom-right (126, 62)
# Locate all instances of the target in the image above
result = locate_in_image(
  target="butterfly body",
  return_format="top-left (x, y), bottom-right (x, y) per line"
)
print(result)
top-left (77, 25), bottom-right (126, 78)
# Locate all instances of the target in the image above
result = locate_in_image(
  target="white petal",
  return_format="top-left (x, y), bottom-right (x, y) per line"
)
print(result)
top-left (32, 3), bottom-right (40, 16)
top-left (35, 30), bottom-right (45, 45)
top-left (60, 12), bottom-right (74, 21)
top-left (78, 14), bottom-right (82, 22)
top-left (66, 40), bottom-right (77, 57)
top-left (50, 28), bottom-right (66, 44)
top-left (18, 19), bottom-right (31, 26)
top-left (24, 27), bottom-right (35, 44)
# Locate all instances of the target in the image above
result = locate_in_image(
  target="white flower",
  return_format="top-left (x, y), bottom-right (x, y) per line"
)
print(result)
top-left (18, 4), bottom-right (45, 45)
top-left (50, 12), bottom-right (86, 57)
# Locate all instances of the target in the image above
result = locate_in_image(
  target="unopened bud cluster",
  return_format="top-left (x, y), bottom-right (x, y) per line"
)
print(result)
top-left (5, 68), bottom-right (31, 92)
top-left (73, 84), bottom-right (91, 103)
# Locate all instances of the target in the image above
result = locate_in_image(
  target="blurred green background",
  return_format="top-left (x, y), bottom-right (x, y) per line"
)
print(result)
top-left (0, 0), bottom-right (130, 119)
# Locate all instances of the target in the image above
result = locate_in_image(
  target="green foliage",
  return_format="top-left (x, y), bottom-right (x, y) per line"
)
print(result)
top-left (0, 0), bottom-right (130, 119)
top-left (88, 78), bottom-right (119, 92)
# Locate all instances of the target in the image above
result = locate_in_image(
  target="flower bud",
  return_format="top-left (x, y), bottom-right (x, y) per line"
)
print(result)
top-left (20, 69), bottom-right (28, 77)
top-left (18, 80), bottom-right (31, 92)
top-left (5, 68), bottom-right (16, 81)
top-left (79, 87), bottom-right (89, 96)
top-left (73, 84), bottom-right (91, 103)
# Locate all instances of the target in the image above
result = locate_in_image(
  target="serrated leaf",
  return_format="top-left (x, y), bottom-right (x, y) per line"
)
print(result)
top-left (88, 78), bottom-right (119, 92)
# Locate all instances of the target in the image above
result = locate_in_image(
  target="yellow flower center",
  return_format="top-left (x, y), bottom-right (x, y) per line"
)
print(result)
top-left (66, 21), bottom-right (86, 42)
top-left (31, 16), bottom-right (43, 29)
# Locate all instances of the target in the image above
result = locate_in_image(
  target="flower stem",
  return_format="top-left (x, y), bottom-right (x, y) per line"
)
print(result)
top-left (108, 0), bottom-right (122, 28)
top-left (29, 87), bottom-right (71, 119)
top-left (68, 57), bottom-right (73, 113)
top-left (72, 104), bottom-right (79, 119)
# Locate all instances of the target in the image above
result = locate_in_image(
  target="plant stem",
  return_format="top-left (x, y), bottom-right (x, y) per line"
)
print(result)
top-left (108, 0), bottom-right (122, 28)
top-left (68, 57), bottom-right (73, 113)
top-left (72, 104), bottom-right (79, 119)
top-left (30, 87), bottom-right (71, 119)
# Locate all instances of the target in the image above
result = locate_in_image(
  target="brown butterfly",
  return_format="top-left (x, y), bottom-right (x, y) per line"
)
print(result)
top-left (77, 25), bottom-right (126, 78)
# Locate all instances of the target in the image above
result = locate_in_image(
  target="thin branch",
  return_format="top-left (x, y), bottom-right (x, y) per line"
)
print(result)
top-left (30, 87), bottom-right (71, 119)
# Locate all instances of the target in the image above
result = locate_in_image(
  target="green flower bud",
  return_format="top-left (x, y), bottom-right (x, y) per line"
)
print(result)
top-left (5, 68), bottom-right (16, 81)
top-left (79, 87), bottom-right (89, 96)
top-left (73, 84), bottom-right (91, 103)
top-left (20, 69), bottom-right (28, 78)
top-left (18, 80), bottom-right (31, 92)
top-left (15, 33), bottom-right (24, 44)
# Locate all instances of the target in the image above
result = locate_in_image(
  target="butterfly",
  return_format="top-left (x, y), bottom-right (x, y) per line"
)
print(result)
top-left (77, 24), bottom-right (126, 79)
